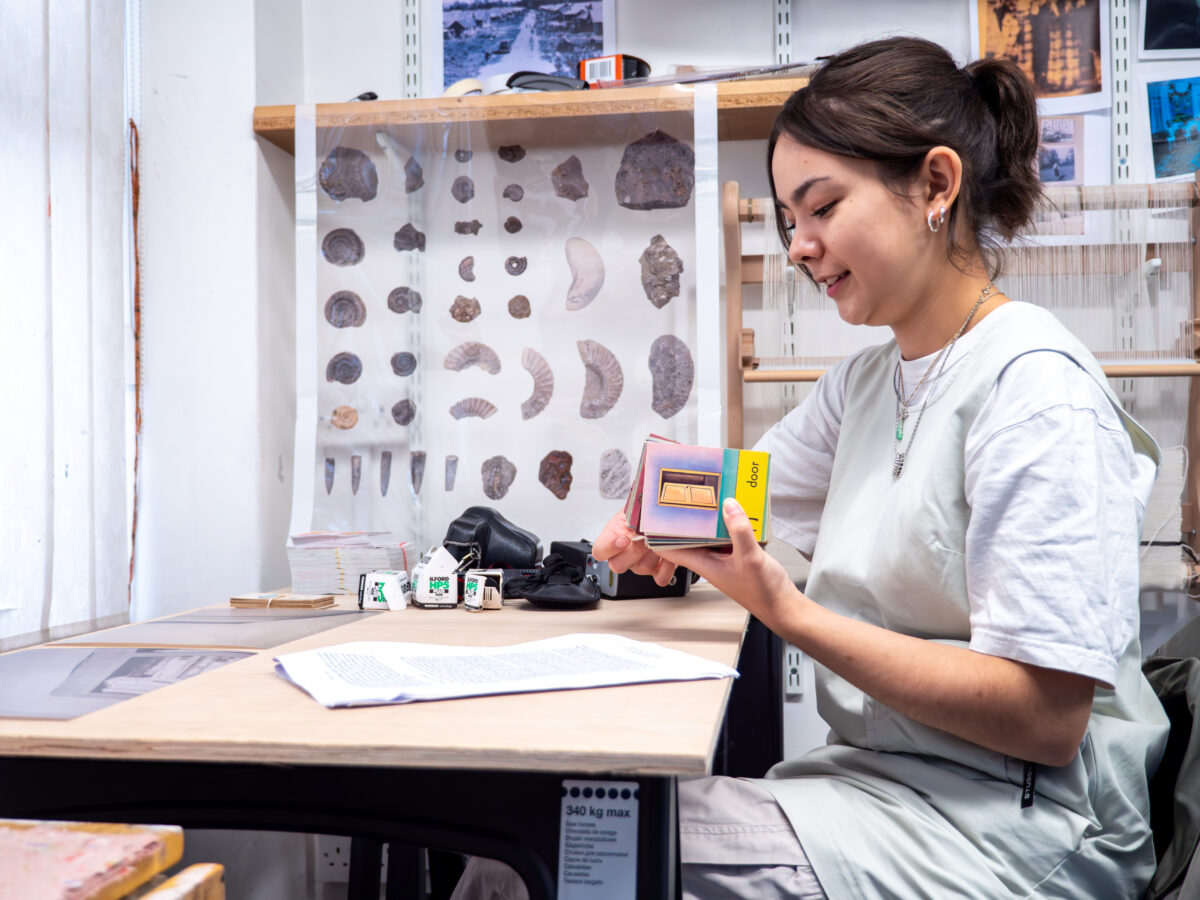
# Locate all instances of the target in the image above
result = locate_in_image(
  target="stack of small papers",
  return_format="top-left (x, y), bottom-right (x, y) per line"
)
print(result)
top-left (230, 591), bottom-right (335, 609)
top-left (287, 532), bottom-right (413, 594)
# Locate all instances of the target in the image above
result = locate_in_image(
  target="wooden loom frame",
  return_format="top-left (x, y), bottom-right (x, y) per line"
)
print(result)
top-left (722, 177), bottom-right (1200, 567)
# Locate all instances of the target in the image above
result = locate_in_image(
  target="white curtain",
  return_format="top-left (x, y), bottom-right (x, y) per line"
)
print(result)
top-left (0, 0), bottom-right (131, 649)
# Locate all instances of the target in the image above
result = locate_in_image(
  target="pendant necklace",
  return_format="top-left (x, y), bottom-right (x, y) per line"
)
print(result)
top-left (892, 282), bottom-right (994, 478)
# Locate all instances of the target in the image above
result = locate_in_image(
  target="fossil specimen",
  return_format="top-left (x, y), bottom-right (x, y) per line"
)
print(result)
top-left (351, 455), bottom-right (362, 494)
top-left (520, 347), bottom-right (554, 420)
top-left (504, 216), bottom-right (522, 233)
top-left (411, 451), bottom-right (427, 494)
top-left (505, 256), bottom-right (527, 276)
top-left (455, 219), bottom-right (483, 235)
top-left (455, 149), bottom-right (473, 162)
top-left (599, 448), bottom-right (632, 500)
top-left (450, 295), bottom-right (481, 323)
top-left (444, 342), bottom-right (501, 374)
top-left (404, 155), bottom-right (424, 193)
top-left (481, 455), bottom-right (517, 500)
top-left (508, 295), bottom-right (531, 318)
top-left (322, 228), bottom-right (365, 266)
top-left (445, 455), bottom-right (459, 491)
top-left (449, 397), bottom-right (497, 420)
top-left (539, 450), bottom-right (573, 499)
top-left (615, 130), bottom-right (695, 210)
top-left (498, 145), bottom-right (526, 163)
top-left (325, 291), bottom-right (366, 327)
top-left (458, 256), bottom-right (476, 281)
top-left (393, 223), bottom-right (426, 252)
top-left (639, 234), bottom-right (683, 308)
top-left (565, 237), bottom-right (604, 310)
top-left (451, 175), bottom-right (475, 203)
top-left (552, 154), bottom-right (589, 201)
top-left (380, 450), bottom-right (392, 496)
top-left (391, 398), bottom-right (416, 426)
top-left (502, 183), bottom-right (524, 202)
top-left (577, 340), bottom-right (623, 419)
top-left (331, 405), bottom-right (359, 429)
top-left (326, 351), bottom-right (363, 384)
top-left (387, 286), bottom-right (422, 314)
top-left (649, 334), bottom-right (694, 418)
top-left (391, 351), bottom-right (417, 376)
top-left (320, 146), bottom-right (378, 202)
top-left (325, 458), bottom-right (335, 494)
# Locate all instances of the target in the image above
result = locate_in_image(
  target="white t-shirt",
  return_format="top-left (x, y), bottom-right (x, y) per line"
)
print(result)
top-left (756, 302), bottom-right (1156, 687)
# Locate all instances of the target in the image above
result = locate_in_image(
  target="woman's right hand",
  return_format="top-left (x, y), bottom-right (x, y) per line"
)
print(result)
top-left (591, 510), bottom-right (678, 587)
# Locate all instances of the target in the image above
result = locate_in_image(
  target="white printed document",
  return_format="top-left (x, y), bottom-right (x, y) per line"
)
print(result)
top-left (273, 633), bottom-right (738, 708)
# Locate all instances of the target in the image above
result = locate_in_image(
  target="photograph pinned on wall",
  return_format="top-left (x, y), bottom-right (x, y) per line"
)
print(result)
top-left (1145, 71), bottom-right (1200, 179)
top-left (1030, 115), bottom-right (1086, 234)
top-left (442, 0), bottom-right (615, 92)
top-left (969, 0), bottom-right (1111, 114)
top-left (1140, 0), bottom-right (1200, 59)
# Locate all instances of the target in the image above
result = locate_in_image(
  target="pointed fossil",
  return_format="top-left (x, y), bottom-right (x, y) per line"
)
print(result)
top-left (502, 183), bottom-right (524, 201)
top-left (325, 291), bottom-right (366, 327)
top-left (565, 237), bottom-right (604, 310)
top-left (508, 295), bottom-right (531, 319)
top-left (449, 397), bottom-right (497, 420)
top-left (649, 334), bottom-right (694, 418)
top-left (351, 455), bottom-right (362, 494)
top-left (520, 347), bottom-right (554, 420)
top-left (392, 398), bottom-right (416, 426)
top-left (455, 219), bottom-right (483, 235)
top-left (388, 286), bottom-right (422, 314)
top-left (319, 146), bottom-right (378, 202)
top-left (504, 216), bottom-right (522, 233)
top-left (498, 145), bottom-right (526, 163)
top-left (444, 342), bottom-right (501, 375)
top-left (615, 130), bottom-right (695, 210)
top-left (322, 228), bottom-right (365, 266)
top-left (458, 256), bottom-right (476, 282)
top-left (552, 154), bottom-right (589, 201)
top-left (577, 340), bottom-right (623, 419)
top-left (391, 351), bottom-right (417, 376)
top-left (481, 455), bottom-right (517, 500)
top-left (452, 175), bottom-right (475, 203)
top-left (505, 256), bottom-right (527, 276)
top-left (445, 455), bottom-right (459, 491)
top-left (331, 405), bottom-right (359, 429)
top-left (639, 234), bottom-right (683, 308)
top-left (599, 448), bottom-right (632, 500)
top-left (325, 457), bottom-right (335, 494)
top-left (539, 450), bottom-right (573, 499)
top-left (326, 351), bottom-right (363, 384)
top-left (450, 295), bottom-right (481, 323)
top-left (393, 223), bottom-right (426, 252)
top-left (411, 451), bottom-right (427, 494)
top-left (380, 450), bottom-right (392, 496)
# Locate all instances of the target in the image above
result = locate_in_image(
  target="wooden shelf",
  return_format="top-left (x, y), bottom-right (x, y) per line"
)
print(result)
top-left (253, 77), bottom-right (807, 154)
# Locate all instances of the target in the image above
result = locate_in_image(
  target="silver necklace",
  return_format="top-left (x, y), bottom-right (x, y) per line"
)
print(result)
top-left (892, 282), bottom-right (995, 479)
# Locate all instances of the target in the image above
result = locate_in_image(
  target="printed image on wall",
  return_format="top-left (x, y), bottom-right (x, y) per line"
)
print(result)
top-left (1148, 74), bottom-right (1200, 178)
top-left (973, 0), bottom-right (1107, 111)
top-left (1142, 0), bottom-right (1200, 58)
top-left (1038, 116), bottom-right (1083, 184)
top-left (443, 0), bottom-right (603, 89)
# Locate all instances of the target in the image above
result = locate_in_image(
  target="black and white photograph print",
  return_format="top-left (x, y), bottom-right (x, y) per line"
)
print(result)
top-left (1141, 0), bottom-right (1200, 59)
top-left (1038, 115), bottom-right (1084, 185)
top-left (442, 0), bottom-right (608, 90)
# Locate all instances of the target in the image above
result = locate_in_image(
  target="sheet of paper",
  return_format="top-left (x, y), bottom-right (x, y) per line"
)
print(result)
top-left (273, 633), bottom-right (738, 708)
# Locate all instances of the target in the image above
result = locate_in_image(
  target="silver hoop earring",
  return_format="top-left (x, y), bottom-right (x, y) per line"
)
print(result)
top-left (927, 206), bottom-right (946, 233)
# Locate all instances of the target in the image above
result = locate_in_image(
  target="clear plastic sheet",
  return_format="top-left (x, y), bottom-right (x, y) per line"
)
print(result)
top-left (296, 90), bottom-right (710, 549)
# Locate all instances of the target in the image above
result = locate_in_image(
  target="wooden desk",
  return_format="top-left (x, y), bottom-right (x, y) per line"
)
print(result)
top-left (0, 586), bottom-right (748, 899)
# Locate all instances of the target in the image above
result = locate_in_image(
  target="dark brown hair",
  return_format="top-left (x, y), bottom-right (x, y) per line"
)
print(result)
top-left (768, 37), bottom-right (1042, 278)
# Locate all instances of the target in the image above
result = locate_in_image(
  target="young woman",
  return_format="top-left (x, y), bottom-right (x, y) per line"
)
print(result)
top-left (595, 36), bottom-right (1168, 900)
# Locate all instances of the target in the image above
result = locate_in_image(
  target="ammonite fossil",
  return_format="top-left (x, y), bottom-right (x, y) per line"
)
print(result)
top-left (322, 228), bottom-right (365, 266)
top-left (387, 286), bottom-right (422, 314)
top-left (649, 334), bottom-right (694, 418)
top-left (552, 155), bottom-right (589, 201)
top-left (505, 256), bottom-right (527, 276)
top-left (444, 342), bottom-right (501, 375)
top-left (319, 146), bottom-right (378, 202)
top-left (458, 256), bottom-right (476, 282)
top-left (577, 340), bottom-right (623, 419)
top-left (451, 175), bottom-right (475, 203)
top-left (504, 216), bottom-right (522, 234)
top-left (498, 145), bottom-right (526, 163)
top-left (539, 450), bottom-right (573, 500)
top-left (615, 130), bottom-right (695, 210)
top-left (391, 351), bottom-right (417, 376)
top-left (393, 223), bottom-right (426, 252)
top-left (449, 397), bottom-right (497, 420)
top-left (450, 295), bottom-right (481, 323)
top-left (326, 351), bottom-right (363, 384)
top-left (391, 398), bottom-right (416, 426)
top-left (502, 183), bottom-right (524, 202)
top-left (331, 405), bottom-right (359, 429)
top-left (520, 348), bottom-right (553, 420)
top-left (324, 291), bottom-right (366, 328)
top-left (508, 295), bottom-right (531, 319)
top-left (565, 237), bottom-right (604, 310)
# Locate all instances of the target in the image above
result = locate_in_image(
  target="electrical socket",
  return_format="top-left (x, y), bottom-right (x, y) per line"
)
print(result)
top-left (313, 835), bottom-right (389, 884)
top-left (783, 644), bottom-right (805, 698)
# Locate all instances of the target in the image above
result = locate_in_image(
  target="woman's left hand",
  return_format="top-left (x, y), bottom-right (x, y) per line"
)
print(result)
top-left (659, 498), bottom-right (799, 626)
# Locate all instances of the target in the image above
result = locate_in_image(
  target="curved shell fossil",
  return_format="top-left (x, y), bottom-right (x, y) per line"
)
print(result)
top-left (445, 454), bottom-right (459, 491)
top-left (324, 291), bottom-right (366, 328)
top-left (498, 145), bottom-right (526, 163)
top-left (411, 451), bottom-right (427, 494)
top-left (380, 450), bottom-right (392, 496)
top-left (481, 455), bottom-right (517, 500)
top-left (320, 146), bottom-right (378, 202)
top-left (331, 405), bottom-right (359, 429)
top-left (391, 351), bottom-right (417, 376)
top-left (639, 234), bottom-right (684, 308)
top-left (508, 295), bottom-right (531, 319)
top-left (520, 347), bottom-right (554, 420)
top-left (452, 175), bottom-right (475, 203)
top-left (458, 256), bottom-right (476, 281)
top-left (502, 183), bottom-right (524, 202)
top-left (552, 154), bottom-right (589, 201)
top-left (351, 454), bottom-right (362, 495)
top-left (565, 237), bottom-right (604, 310)
top-left (322, 228), bottom-right (365, 266)
top-left (325, 457), bottom-right (335, 494)
top-left (505, 256), bottom-right (527, 276)
top-left (450, 295), bottom-right (481, 323)
top-left (393, 223), bottom-right (426, 252)
top-left (387, 286), bottom-right (422, 314)
top-left (539, 450), bottom-right (573, 500)
top-left (444, 342), bottom-right (501, 375)
top-left (649, 334), bottom-right (694, 418)
top-left (577, 340), bottom-right (623, 419)
top-left (599, 448), bottom-right (632, 500)
top-left (326, 351), bottom-right (363, 384)
top-left (391, 399), bottom-right (417, 426)
top-left (504, 216), bottom-right (523, 233)
top-left (449, 397), bottom-right (497, 420)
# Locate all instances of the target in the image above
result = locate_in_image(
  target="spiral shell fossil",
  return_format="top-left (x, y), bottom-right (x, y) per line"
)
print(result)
top-left (502, 184), bottom-right (524, 202)
top-left (331, 405), bottom-right (359, 429)
top-left (577, 340), bottom-right (623, 419)
top-left (508, 295), bottom-right (531, 319)
top-left (322, 228), bottom-right (365, 266)
top-left (505, 256), bottom-right (527, 276)
top-left (391, 351), bottom-right (417, 376)
top-left (444, 342), bottom-right (501, 375)
top-left (504, 216), bottom-right (522, 234)
top-left (319, 146), bottom-right (378, 202)
top-left (649, 334), bottom-right (694, 419)
top-left (458, 256), bottom-right (476, 282)
top-left (481, 455), bottom-right (517, 500)
top-left (565, 237), bottom-right (604, 310)
top-left (324, 291), bottom-right (366, 328)
top-left (387, 287), bottom-right (422, 314)
top-left (404, 155), bottom-right (424, 193)
top-left (449, 397), bottom-right (497, 420)
top-left (520, 347), bottom-right (554, 420)
top-left (392, 399), bottom-right (416, 426)
top-left (326, 352), bottom-right (362, 384)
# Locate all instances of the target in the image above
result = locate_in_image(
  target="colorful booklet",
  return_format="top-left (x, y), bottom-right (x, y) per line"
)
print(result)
top-left (624, 436), bottom-right (771, 549)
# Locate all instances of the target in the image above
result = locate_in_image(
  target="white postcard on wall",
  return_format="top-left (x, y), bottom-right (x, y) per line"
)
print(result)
top-left (558, 780), bottom-right (638, 900)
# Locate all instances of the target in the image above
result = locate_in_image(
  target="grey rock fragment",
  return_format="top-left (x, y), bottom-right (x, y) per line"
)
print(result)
top-left (455, 219), bottom-right (483, 235)
top-left (380, 450), bottom-right (392, 496)
top-left (351, 455), bottom-right (362, 494)
top-left (404, 155), bottom-right (424, 193)
top-left (445, 455), bottom-right (459, 491)
top-left (649, 334), bottom-right (694, 418)
top-left (552, 155), bottom-right (589, 201)
top-left (452, 175), bottom-right (475, 203)
top-left (393, 223), bottom-right (426, 252)
top-left (599, 448), bottom-right (632, 500)
top-left (615, 130), bottom-right (695, 210)
top-left (450, 295), bottom-right (481, 323)
top-left (481, 455), bottom-right (517, 500)
top-left (639, 234), bottom-right (684, 308)
top-left (498, 145), bottom-right (526, 162)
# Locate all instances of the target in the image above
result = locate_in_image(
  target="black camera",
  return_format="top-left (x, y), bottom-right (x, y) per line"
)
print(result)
top-left (550, 540), bottom-right (693, 599)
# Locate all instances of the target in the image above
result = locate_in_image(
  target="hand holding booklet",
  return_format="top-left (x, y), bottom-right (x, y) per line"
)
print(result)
top-left (624, 436), bottom-right (771, 550)
top-left (273, 634), bottom-right (737, 708)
